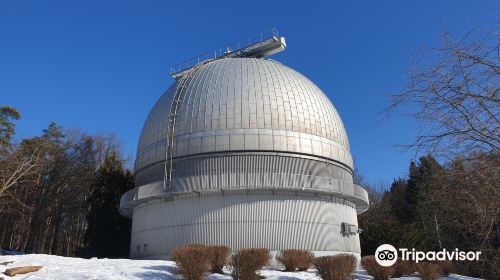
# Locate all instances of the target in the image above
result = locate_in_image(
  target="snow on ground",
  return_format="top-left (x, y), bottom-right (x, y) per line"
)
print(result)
top-left (0, 254), bottom-right (482, 280)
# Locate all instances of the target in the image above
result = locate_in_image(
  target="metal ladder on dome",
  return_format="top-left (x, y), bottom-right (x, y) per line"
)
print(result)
top-left (163, 62), bottom-right (209, 191)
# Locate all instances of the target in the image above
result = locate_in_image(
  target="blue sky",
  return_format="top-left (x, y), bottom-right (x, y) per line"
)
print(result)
top-left (1, 1), bottom-right (498, 186)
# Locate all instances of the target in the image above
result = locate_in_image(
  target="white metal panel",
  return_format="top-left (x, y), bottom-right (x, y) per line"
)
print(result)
top-left (131, 193), bottom-right (360, 259)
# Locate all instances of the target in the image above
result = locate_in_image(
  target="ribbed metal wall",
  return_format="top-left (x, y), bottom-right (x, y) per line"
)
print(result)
top-left (135, 152), bottom-right (352, 187)
top-left (130, 193), bottom-right (360, 259)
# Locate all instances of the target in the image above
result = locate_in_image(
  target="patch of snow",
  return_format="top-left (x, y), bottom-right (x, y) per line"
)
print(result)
top-left (0, 254), bottom-right (483, 280)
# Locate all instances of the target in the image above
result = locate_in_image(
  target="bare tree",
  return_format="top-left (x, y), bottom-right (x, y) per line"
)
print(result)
top-left (0, 145), bottom-right (42, 205)
top-left (386, 21), bottom-right (500, 156)
top-left (429, 153), bottom-right (500, 278)
top-left (380, 22), bottom-right (500, 277)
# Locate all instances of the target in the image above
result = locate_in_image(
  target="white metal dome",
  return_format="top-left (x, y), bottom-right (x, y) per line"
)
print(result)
top-left (135, 58), bottom-right (352, 174)
top-left (120, 56), bottom-right (369, 259)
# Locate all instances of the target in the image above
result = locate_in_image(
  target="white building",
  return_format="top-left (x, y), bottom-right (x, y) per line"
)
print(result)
top-left (120, 32), bottom-right (369, 259)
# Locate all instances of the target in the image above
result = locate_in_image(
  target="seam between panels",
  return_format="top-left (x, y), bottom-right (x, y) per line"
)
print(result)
top-left (250, 58), bottom-right (258, 131)
top-left (212, 60), bottom-right (224, 132)
top-left (298, 70), bottom-right (342, 152)
top-left (295, 69), bottom-right (327, 139)
top-left (263, 59), bottom-right (275, 131)
top-left (298, 69), bottom-right (324, 138)
top-left (255, 59), bottom-right (264, 131)
top-left (190, 67), bottom-right (206, 132)
top-left (225, 59), bottom-right (233, 131)
top-left (200, 62), bottom-right (211, 132)
top-left (237, 59), bottom-right (244, 130)
top-left (270, 60), bottom-right (283, 132)
top-left (222, 58), bottom-right (231, 132)
top-left (194, 60), bottom-right (211, 133)
top-left (205, 61), bottom-right (216, 132)
top-left (282, 63), bottom-right (294, 132)
top-left (184, 62), bottom-right (205, 135)
top-left (278, 61), bottom-right (298, 135)
top-left (294, 68), bottom-right (307, 134)
top-left (229, 59), bottom-right (237, 130)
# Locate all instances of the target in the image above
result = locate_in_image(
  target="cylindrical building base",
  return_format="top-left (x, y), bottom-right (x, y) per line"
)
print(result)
top-left (130, 192), bottom-right (360, 259)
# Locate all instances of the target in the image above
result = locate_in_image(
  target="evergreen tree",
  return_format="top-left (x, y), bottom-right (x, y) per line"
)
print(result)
top-left (84, 153), bottom-right (133, 258)
top-left (406, 155), bottom-right (445, 222)
top-left (0, 106), bottom-right (20, 153)
top-left (388, 178), bottom-right (410, 224)
top-left (42, 122), bottom-right (65, 144)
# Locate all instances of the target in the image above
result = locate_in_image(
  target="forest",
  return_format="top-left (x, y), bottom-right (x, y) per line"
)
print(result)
top-left (357, 153), bottom-right (498, 278)
top-left (357, 22), bottom-right (499, 279)
top-left (0, 21), bottom-right (498, 279)
top-left (0, 113), bottom-right (133, 258)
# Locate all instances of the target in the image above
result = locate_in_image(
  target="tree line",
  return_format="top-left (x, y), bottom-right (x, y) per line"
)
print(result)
top-left (0, 108), bottom-right (133, 258)
top-left (357, 153), bottom-right (499, 278)
top-left (359, 20), bottom-right (499, 279)
top-left (0, 18), bottom-right (497, 280)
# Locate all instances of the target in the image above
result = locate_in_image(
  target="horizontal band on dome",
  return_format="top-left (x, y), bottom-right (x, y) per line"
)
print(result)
top-left (135, 128), bottom-right (353, 172)
top-left (134, 151), bottom-right (354, 186)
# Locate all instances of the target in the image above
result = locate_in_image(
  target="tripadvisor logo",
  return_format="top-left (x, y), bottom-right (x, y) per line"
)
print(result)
top-left (375, 244), bottom-right (398, 266)
top-left (375, 244), bottom-right (482, 267)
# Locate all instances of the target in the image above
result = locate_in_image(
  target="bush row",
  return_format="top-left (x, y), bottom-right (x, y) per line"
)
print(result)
top-left (361, 255), bottom-right (455, 280)
top-left (170, 245), bottom-right (358, 280)
top-left (171, 245), bottom-right (268, 280)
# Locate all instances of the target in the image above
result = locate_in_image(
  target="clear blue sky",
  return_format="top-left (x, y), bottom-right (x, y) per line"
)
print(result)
top-left (1, 1), bottom-right (497, 186)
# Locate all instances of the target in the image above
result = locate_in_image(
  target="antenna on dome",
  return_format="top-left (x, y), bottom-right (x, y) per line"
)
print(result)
top-left (169, 28), bottom-right (286, 79)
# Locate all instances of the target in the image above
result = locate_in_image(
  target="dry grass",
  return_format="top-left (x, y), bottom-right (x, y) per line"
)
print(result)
top-left (170, 244), bottom-right (210, 280)
top-left (435, 260), bottom-right (454, 275)
top-left (392, 258), bottom-right (415, 277)
top-left (313, 254), bottom-right (357, 280)
top-left (206, 245), bottom-right (230, 274)
top-left (230, 248), bottom-right (270, 280)
top-left (416, 262), bottom-right (443, 280)
top-left (276, 249), bottom-right (313, 271)
top-left (361, 256), bottom-right (394, 280)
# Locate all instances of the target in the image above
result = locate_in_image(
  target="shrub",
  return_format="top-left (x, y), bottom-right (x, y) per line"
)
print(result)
top-left (416, 262), bottom-right (443, 280)
top-left (435, 260), bottom-right (454, 275)
top-left (313, 254), bottom-right (357, 280)
top-left (361, 256), bottom-right (394, 280)
top-left (276, 249), bottom-right (313, 271)
top-left (392, 258), bottom-right (415, 277)
top-left (230, 248), bottom-right (270, 280)
top-left (170, 244), bottom-right (210, 280)
top-left (206, 245), bottom-right (230, 274)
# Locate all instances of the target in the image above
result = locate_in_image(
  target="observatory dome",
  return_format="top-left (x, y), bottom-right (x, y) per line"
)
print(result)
top-left (121, 57), bottom-right (369, 260)
top-left (134, 58), bottom-right (354, 186)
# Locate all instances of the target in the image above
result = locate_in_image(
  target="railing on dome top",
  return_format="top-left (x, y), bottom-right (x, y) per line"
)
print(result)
top-left (169, 28), bottom-right (284, 79)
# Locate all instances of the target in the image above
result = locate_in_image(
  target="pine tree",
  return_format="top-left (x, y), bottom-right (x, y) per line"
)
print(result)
top-left (0, 106), bottom-right (20, 153)
top-left (405, 155), bottom-right (446, 250)
top-left (388, 178), bottom-right (411, 224)
top-left (84, 153), bottom-right (133, 258)
top-left (406, 156), bottom-right (445, 221)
